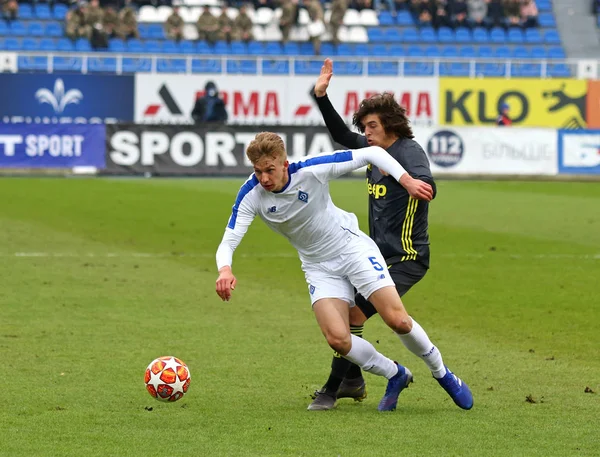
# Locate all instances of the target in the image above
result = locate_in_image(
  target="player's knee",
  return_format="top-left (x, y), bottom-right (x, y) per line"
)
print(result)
top-left (325, 333), bottom-right (351, 355)
top-left (385, 313), bottom-right (413, 334)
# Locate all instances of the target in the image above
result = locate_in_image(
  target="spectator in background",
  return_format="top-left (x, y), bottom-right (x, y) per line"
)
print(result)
top-left (217, 5), bottom-right (234, 42)
top-left (66, 4), bottom-right (91, 41)
top-left (118, 0), bottom-right (139, 39)
top-left (192, 81), bottom-right (228, 124)
top-left (520, 0), bottom-right (538, 27)
top-left (417, 0), bottom-right (435, 27)
top-left (232, 4), bottom-right (253, 41)
top-left (103, 5), bottom-right (119, 38)
top-left (306, 0), bottom-right (324, 55)
top-left (90, 21), bottom-right (109, 49)
top-left (328, 0), bottom-right (348, 46)
top-left (85, 0), bottom-right (104, 28)
top-left (467, 0), bottom-right (488, 28)
top-left (450, 0), bottom-right (469, 28)
top-left (253, 0), bottom-right (277, 9)
top-left (497, 103), bottom-right (511, 126)
top-left (165, 5), bottom-right (184, 41)
top-left (503, 0), bottom-right (521, 27)
top-left (350, 0), bottom-right (372, 11)
top-left (433, 0), bottom-right (451, 29)
top-left (196, 6), bottom-right (219, 43)
top-left (374, 0), bottom-right (396, 15)
top-left (485, 0), bottom-right (506, 28)
top-left (279, 0), bottom-right (298, 44)
top-left (1, 0), bottom-right (18, 21)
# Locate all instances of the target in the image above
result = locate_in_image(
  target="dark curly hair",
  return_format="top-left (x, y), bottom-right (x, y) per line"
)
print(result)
top-left (352, 92), bottom-right (414, 139)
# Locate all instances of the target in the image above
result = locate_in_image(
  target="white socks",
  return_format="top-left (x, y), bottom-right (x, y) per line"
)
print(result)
top-left (397, 318), bottom-right (447, 379)
top-left (345, 334), bottom-right (399, 379)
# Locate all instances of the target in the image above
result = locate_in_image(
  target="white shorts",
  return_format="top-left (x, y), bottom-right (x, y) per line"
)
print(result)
top-left (301, 231), bottom-right (395, 306)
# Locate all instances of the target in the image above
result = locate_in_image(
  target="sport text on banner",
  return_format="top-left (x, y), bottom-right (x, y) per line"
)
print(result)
top-left (0, 124), bottom-right (106, 168)
top-left (557, 129), bottom-right (600, 175)
top-left (439, 78), bottom-right (587, 128)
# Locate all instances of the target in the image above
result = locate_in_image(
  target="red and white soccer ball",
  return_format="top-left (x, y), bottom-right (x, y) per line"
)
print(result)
top-left (145, 356), bottom-right (191, 402)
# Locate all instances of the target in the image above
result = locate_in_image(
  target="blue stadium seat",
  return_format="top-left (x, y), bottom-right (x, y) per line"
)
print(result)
top-left (34, 4), bottom-right (52, 20)
top-left (265, 41), bottom-right (283, 55)
top-left (294, 60), bottom-right (322, 74)
top-left (4, 37), bottom-right (20, 50)
top-left (419, 27), bottom-right (436, 43)
top-left (538, 13), bottom-right (556, 27)
top-left (39, 38), bottom-right (57, 51)
top-left (18, 56), bottom-right (48, 71)
top-left (368, 61), bottom-right (398, 75)
top-left (490, 27), bottom-right (506, 43)
top-left (191, 58), bottom-right (221, 73)
top-left (507, 27), bottom-right (524, 43)
top-left (531, 46), bottom-right (547, 59)
top-left (18, 4), bottom-right (33, 19)
top-left (123, 57), bottom-right (152, 72)
top-left (494, 46), bottom-right (511, 58)
top-left (157, 58), bottom-right (186, 72)
top-left (10, 21), bottom-right (27, 36)
top-left (53, 4), bottom-right (69, 20)
top-left (227, 59), bottom-right (257, 74)
top-left (548, 46), bottom-right (565, 58)
top-left (0, 21), bottom-right (9, 35)
top-left (544, 29), bottom-right (561, 44)
top-left (138, 24), bottom-right (150, 39)
top-left (144, 40), bottom-right (161, 54)
top-left (214, 40), bottom-right (230, 54)
top-left (88, 57), bottom-right (117, 72)
top-left (512, 47), bottom-right (530, 59)
top-left (45, 22), bottom-right (63, 37)
top-left (405, 46), bottom-right (432, 76)
top-left (422, 45), bottom-right (437, 57)
top-left (109, 38), bottom-right (126, 53)
top-left (371, 44), bottom-right (388, 56)
top-left (438, 27), bottom-right (453, 42)
top-left (478, 62), bottom-right (506, 77)
top-left (525, 28), bottom-right (542, 43)
top-left (148, 24), bottom-right (165, 40)
top-left (547, 63), bottom-right (571, 77)
top-left (262, 59), bottom-right (290, 74)
top-left (368, 27), bottom-right (385, 42)
top-left (402, 27), bottom-right (419, 43)
top-left (248, 41), bottom-right (266, 55)
top-left (407, 45), bottom-right (426, 57)
top-left (354, 43), bottom-right (369, 56)
top-left (53, 56), bottom-right (83, 72)
top-left (385, 27), bottom-right (402, 42)
top-left (336, 43), bottom-right (352, 56)
top-left (321, 42), bottom-right (335, 55)
top-left (334, 61), bottom-right (362, 75)
top-left (75, 38), bottom-right (92, 52)
top-left (56, 38), bottom-right (74, 52)
top-left (388, 44), bottom-right (404, 56)
top-left (396, 10), bottom-right (413, 26)
top-left (472, 27), bottom-right (489, 43)
top-left (459, 45), bottom-right (476, 58)
top-left (477, 45), bottom-right (493, 58)
top-left (179, 40), bottom-right (196, 54)
top-left (22, 37), bottom-right (39, 50)
top-left (537, 0), bottom-right (552, 11)
top-left (299, 41), bottom-right (315, 55)
top-left (455, 27), bottom-right (471, 43)
top-left (283, 42), bottom-right (299, 55)
top-left (28, 22), bottom-right (45, 37)
top-left (162, 40), bottom-right (179, 54)
top-left (378, 11), bottom-right (394, 26)
top-left (127, 39), bottom-right (144, 53)
top-left (197, 41), bottom-right (212, 54)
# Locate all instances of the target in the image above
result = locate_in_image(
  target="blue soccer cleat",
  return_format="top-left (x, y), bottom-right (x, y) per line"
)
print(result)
top-left (378, 363), bottom-right (413, 412)
top-left (435, 366), bottom-right (474, 410)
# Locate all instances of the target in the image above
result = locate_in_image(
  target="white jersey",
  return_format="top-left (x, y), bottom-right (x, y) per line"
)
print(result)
top-left (216, 146), bottom-right (407, 270)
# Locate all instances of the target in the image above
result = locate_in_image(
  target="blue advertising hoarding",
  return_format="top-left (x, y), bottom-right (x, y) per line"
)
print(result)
top-left (0, 124), bottom-right (105, 168)
top-left (0, 74), bottom-right (134, 124)
top-left (558, 129), bottom-right (600, 175)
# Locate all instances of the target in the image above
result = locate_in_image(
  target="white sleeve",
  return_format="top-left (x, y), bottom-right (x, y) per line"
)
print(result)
top-left (308, 146), bottom-right (407, 182)
top-left (215, 188), bottom-right (257, 271)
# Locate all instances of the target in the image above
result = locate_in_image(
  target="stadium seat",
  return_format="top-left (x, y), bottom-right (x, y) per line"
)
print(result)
top-left (197, 40), bottom-right (213, 54)
top-left (74, 38), bottom-right (92, 52)
top-left (179, 40), bottom-right (196, 54)
top-left (368, 27), bottom-right (385, 42)
top-left (342, 9), bottom-right (360, 26)
top-left (127, 39), bottom-right (144, 53)
top-left (294, 60), bottom-right (322, 75)
top-left (548, 46), bottom-right (566, 58)
top-left (438, 27), bottom-right (453, 42)
top-left (28, 22), bottom-right (45, 37)
top-left (368, 61), bottom-right (398, 75)
top-left (531, 46), bottom-right (547, 59)
top-left (378, 11), bottom-right (395, 26)
top-left (34, 4), bottom-right (52, 20)
top-left (472, 27), bottom-right (489, 43)
top-left (138, 24), bottom-right (150, 39)
top-left (547, 63), bottom-right (571, 77)
top-left (396, 10), bottom-right (413, 26)
top-left (254, 7), bottom-right (273, 25)
top-left (9, 21), bottom-right (27, 36)
top-left (88, 57), bottom-right (117, 73)
top-left (18, 55), bottom-right (48, 71)
top-left (459, 46), bottom-right (476, 58)
top-left (371, 44), bottom-right (388, 56)
top-left (144, 40), bottom-right (161, 54)
top-left (226, 59), bottom-right (257, 74)
top-left (359, 9), bottom-right (379, 26)
top-left (402, 28), bottom-right (419, 43)
top-left (420, 27), bottom-right (437, 43)
top-left (507, 27), bottom-right (524, 43)
top-left (538, 13), bottom-right (556, 27)
top-left (18, 3), bottom-right (33, 19)
top-left (477, 45), bottom-right (493, 58)
top-left (336, 43), bottom-right (352, 56)
top-left (157, 58), bottom-right (187, 72)
top-left (321, 42), bottom-right (335, 56)
top-left (161, 40), bottom-right (178, 54)
top-left (299, 41), bottom-right (314, 56)
top-left (455, 27), bottom-right (471, 43)
top-left (122, 57), bottom-right (152, 73)
top-left (230, 41), bottom-right (248, 55)
top-left (56, 38), bottom-right (74, 52)
top-left (0, 21), bottom-right (9, 35)
top-left (490, 27), bottom-right (506, 43)
top-left (191, 58), bottom-right (221, 73)
top-left (425, 45), bottom-right (441, 57)
top-left (138, 5), bottom-right (159, 22)
top-left (109, 38), bottom-right (126, 53)
top-left (45, 22), bottom-right (63, 37)
top-left (213, 40), bottom-right (230, 54)
top-left (334, 60), bottom-right (362, 75)
top-left (265, 41), bottom-right (283, 55)
top-left (513, 47), bottom-right (530, 59)
top-left (4, 37), bottom-right (20, 50)
top-left (156, 6), bottom-right (173, 22)
top-left (22, 37), bottom-right (39, 50)
top-left (262, 59), bottom-right (290, 75)
top-left (148, 24), bottom-right (166, 40)
top-left (248, 41), bottom-right (266, 55)
top-left (39, 38), bottom-right (57, 51)
top-left (544, 29), bottom-right (561, 44)
top-left (537, 0), bottom-right (552, 11)
top-left (53, 56), bottom-right (83, 72)
top-left (525, 28), bottom-right (542, 43)
top-left (53, 4), bottom-right (69, 20)
top-left (388, 44), bottom-right (404, 56)
top-left (354, 43), bottom-right (369, 56)
top-left (494, 46), bottom-right (511, 59)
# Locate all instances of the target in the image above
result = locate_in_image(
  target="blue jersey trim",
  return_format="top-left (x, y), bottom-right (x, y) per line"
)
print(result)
top-left (288, 151), bottom-right (353, 175)
top-left (228, 175), bottom-right (259, 229)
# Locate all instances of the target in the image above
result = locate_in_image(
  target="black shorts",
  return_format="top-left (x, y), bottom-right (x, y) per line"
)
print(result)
top-left (355, 260), bottom-right (428, 319)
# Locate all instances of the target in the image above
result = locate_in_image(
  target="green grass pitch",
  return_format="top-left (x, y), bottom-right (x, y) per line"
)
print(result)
top-left (0, 177), bottom-right (598, 457)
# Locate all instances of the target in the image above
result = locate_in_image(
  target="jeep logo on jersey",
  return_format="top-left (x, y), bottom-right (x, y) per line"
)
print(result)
top-left (298, 190), bottom-right (309, 203)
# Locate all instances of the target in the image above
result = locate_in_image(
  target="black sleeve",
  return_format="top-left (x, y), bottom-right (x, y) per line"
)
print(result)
top-left (311, 90), bottom-right (367, 149)
top-left (400, 142), bottom-right (437, 199)
top-left (191, 99), bottom-right (204, 121)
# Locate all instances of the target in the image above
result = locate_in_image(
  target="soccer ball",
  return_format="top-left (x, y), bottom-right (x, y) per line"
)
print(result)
top-left (144, 356), bottom-right (191, 402)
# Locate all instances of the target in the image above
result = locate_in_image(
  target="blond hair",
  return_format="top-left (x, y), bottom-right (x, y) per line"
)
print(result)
top-left (246, 132), bottom-right (286, 164)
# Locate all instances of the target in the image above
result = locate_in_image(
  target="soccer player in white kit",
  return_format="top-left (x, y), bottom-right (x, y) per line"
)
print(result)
top-left (216, 132), bottom-right (435, 411)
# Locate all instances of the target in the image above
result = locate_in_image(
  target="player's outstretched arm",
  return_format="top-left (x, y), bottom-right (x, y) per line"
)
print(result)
top-left (216, 266), bottom-right (237, 301)
top-left (311, 58), bottom-right (364, 149)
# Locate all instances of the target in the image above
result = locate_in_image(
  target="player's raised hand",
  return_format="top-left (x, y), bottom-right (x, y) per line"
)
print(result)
top-left (314, 58), bottom-right (333, 97)
top-left (216, 266), bottom-right (237, 301)
top-left (399, 174), bottom-right (434, 202)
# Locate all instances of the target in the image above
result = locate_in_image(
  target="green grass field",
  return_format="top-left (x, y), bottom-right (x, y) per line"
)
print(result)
top-left (1, 177), bottom-right (599, 457)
